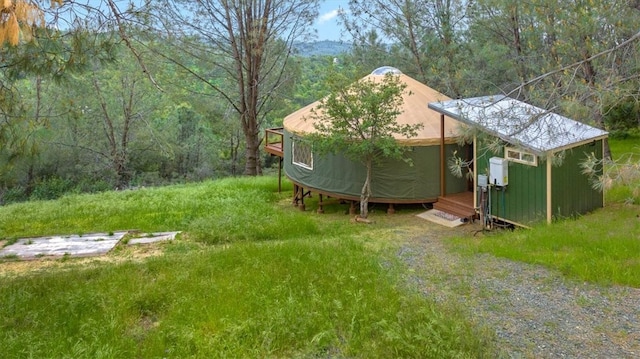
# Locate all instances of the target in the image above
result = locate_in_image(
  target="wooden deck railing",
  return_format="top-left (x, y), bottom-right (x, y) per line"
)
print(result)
top-left (264, 127), bottom-right (284, 157)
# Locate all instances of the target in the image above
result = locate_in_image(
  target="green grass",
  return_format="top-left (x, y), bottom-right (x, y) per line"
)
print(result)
top-left (0, 177), bottom-right (318, 243)
top-left (609, 134), bottom-right (640, 161)
top-left (449, 204), bottom-right (640, 287)
top-left (0, 176), bottom-right (494, 358)
top-left (0, 239), bottom-right (492, 358)
top-left (605, 135), bottom-right (640, 204)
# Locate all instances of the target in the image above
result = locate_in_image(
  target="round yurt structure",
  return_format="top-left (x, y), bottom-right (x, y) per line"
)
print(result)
top-left (282, 67), bottom-right (468, 207)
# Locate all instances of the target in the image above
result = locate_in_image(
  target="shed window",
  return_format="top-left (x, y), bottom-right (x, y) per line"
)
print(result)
top-left (292, 139), bottom-right (313, 170)
top-left (505, 147), bottom-right (537, 166)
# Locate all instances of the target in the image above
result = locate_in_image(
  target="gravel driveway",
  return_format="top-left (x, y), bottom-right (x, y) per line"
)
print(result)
top-left (397, 223), bottom-right (640, 358)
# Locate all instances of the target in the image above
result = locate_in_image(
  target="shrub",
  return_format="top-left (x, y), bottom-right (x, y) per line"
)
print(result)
top-left (29, 177), bottom-right (75, 201)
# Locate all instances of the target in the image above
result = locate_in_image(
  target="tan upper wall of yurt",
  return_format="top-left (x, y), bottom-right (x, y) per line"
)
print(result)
top-left (283, 68), bottom-right (460, 146)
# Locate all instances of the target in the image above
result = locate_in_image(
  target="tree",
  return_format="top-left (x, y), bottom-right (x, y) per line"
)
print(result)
top-left (142, 0), bottom-right (320, 176)
top-left (465, 0), bottom-right (640, 160)
top-left (343, 0), bottom-right (469, 96)
top-left (308, 70), bottom-right (421, 219)
top-left (348, 29), bottom-right (392, 74)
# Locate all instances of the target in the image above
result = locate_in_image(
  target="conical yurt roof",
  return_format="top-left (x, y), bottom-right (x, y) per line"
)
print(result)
top-left (283, 66), bottom-right (460, 146)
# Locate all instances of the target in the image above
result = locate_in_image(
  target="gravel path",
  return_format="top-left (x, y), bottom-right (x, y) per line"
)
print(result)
top-left (397, 223), bottom-right (640, 358)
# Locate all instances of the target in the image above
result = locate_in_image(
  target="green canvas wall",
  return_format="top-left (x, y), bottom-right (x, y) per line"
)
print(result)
top-left (283, 130), bottom-right (467, 202)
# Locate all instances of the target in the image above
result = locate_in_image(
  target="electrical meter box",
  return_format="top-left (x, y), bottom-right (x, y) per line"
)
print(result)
top-left (477, 174), bottom-right (488, 189)
top-left (489, 157), bottom-right (508, 186)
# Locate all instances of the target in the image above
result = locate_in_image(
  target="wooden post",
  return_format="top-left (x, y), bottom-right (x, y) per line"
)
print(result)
top-left (299, 186), bottom-right (305, 211)
top-left (278, 157), bottom-right (282, 193)
top-left (440, 114), bottom-right (446, 197)
top-left (349, 201), bottom-right (356, 215)
top-left (317, 194), bottom-right (324, 214)
top-left (387, 203), bottom-right (395, 214)
top-left (546, 153), bottom-right (553, 223)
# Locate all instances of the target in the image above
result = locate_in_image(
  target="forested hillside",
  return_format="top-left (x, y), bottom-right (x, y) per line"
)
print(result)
top-left (0, 0), bottom-right (638, 204)
top-left (294, 41), bottom-right (352, 57)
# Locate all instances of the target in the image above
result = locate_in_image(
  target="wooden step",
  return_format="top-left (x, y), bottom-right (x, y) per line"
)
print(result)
top-left (433, 194), bottom-right (476, 219)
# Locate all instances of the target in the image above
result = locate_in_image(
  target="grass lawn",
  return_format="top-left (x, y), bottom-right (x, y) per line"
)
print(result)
top-left (608, 133), bottom-right (640, 161)
top-left (0, 177), bottom-right (493, 358)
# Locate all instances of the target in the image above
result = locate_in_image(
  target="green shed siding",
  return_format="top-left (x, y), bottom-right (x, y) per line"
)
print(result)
top-left (551, 140), bottom-right (604, 219)
top-left (476, 140), bottom-right (547, 225)
top-left (283, 130), bottom-right (466, 202)
top-left (499, 161), bottom-right (547, 225)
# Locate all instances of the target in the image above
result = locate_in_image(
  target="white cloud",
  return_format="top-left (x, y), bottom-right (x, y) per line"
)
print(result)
top-left (318, 9), bottom-right (341, 24)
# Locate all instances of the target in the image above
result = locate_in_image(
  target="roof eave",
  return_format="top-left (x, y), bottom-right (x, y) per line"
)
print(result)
top-left (428, 101), bottom-right (610, 157)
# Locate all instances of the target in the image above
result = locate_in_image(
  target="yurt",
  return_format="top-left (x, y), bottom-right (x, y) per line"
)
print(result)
top-left (280, 67), bottom-right (469, 211)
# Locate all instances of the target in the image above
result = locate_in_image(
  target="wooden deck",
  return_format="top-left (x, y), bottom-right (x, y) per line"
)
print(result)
top-left (433, 191), bottom-right (476, 219)
top-left (265, 127), bottom-right (284, 157)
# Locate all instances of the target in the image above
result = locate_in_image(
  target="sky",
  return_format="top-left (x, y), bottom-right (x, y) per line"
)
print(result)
top-left (51, 0), bottom-right (352, 42)
top-left (314, 0), bottom-right (350, 41)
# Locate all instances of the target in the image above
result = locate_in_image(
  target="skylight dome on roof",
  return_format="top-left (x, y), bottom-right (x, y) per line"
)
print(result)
top-left (371, 66), bottom-right (402, 75)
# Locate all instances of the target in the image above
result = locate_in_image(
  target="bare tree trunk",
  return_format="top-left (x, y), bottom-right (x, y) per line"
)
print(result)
top-left (360, 158), bottom-right (373, 218)
top-left (242, 114), bottom-right (262, 176)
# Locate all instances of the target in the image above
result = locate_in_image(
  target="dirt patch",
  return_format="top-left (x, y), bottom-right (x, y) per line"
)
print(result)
top-left (0, 240), bottom-right (170, 278)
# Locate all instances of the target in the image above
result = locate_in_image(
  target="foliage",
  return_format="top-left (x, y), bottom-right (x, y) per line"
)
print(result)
top-left (581, 136), bottom-right (640, 204)
top-left (293, 40), bottom-right (352, 57)
top-left (344, 0), bottom-right (470, 96)
top-left (603, 96), bottom-right (640, 138)
top-left (0, 32), bottom-right (228, 201)
top-left (308, 70), bottom-right (421, 218)
top-left (0, 0), bottom-right (59, 46)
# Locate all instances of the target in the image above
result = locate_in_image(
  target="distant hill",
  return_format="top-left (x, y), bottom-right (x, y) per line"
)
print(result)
top-left (293, 41), bottom-right (352, 57)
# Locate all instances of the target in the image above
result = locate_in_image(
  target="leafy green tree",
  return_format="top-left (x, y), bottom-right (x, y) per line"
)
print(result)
top-left (307, 70), bottom-right (421, 218)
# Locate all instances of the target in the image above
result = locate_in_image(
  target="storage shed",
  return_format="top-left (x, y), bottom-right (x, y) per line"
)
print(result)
top-left (428, 95), bottom-right (609, 227)
top-left (273, 67), bottom-right (469, 212)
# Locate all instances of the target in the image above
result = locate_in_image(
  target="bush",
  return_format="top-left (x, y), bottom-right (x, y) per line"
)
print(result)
top-left (72, 178), bottom-right (113, 194)
top-left (0, 186), bottom-right (28, 205)
top-left (29, 177), bottom-right (75, 201)
top-left (604, 99), bottom-right (640, 137)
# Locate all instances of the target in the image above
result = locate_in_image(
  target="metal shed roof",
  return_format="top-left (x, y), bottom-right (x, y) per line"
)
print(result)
top-left (428, 95), bottom-right (608, 155)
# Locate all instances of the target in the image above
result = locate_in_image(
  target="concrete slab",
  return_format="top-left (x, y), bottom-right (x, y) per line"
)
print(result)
top-left (416, 209), bottom-right (465, 228)
top-left (127, 232), bottom-right (180, 245)
top-left (0, 232), bottom-right (128, 259)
